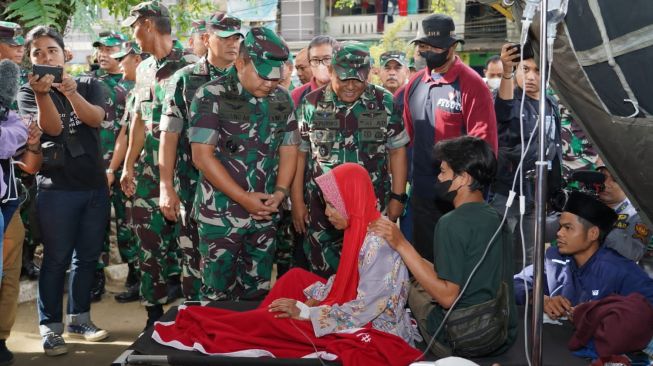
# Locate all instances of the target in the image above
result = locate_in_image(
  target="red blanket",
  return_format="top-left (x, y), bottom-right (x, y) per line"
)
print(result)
top-left (153, 305), bottom-right (422, 366)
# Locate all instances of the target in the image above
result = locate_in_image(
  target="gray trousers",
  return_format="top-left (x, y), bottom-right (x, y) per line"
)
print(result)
top-left (490, 193), bottom-right (536, 271)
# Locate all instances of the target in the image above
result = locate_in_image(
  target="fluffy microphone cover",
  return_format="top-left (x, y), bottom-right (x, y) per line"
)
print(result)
top-left (0, 59), bottom-right (20, 109)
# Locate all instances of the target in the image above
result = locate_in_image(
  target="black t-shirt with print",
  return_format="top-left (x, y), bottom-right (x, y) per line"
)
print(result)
top-left (18, 76), bottom-right (106, 190)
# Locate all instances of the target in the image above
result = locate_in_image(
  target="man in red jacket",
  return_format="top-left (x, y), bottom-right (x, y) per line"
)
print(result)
top-left (403, 14), bottom-right (497, 262)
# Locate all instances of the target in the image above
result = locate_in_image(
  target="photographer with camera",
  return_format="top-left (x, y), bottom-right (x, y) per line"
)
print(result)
top-left (594, 158), bottom-right (652, 262)
top-left (17, 26), bottom-right (109, 356)
top-left (491, 41), bottom-right (562, 269)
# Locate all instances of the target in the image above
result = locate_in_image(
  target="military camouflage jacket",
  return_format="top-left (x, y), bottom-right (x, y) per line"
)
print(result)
top-left (131, 40), bottom-right (198, 197)
top-left (189, 72), bottom-right (300, 226)
top-left (94, 69), bottom-right (133, 167)
top-left (160, 57), bottom-right (235, 205)
top-left (297, 83), bottom-right (408, 209)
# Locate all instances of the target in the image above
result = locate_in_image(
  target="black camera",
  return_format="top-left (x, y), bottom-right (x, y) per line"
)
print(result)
top-left (549, 170), bottom-right (606, 212)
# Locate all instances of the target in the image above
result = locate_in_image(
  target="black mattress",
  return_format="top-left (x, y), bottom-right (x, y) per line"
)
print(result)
top-left (125, 301), bottom-right (590, 366)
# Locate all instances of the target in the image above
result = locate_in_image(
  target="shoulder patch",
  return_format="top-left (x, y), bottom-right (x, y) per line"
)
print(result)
top-left (633, 223), bottom-right (651, 244)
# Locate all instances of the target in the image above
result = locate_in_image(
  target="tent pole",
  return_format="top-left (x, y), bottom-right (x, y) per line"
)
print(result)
top-left (531, 0), bottom-right (549, 365)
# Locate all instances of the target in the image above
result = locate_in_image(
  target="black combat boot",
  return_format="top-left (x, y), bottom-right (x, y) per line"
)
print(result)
top-left (165, 274), bottom-right (182, 304)
top-left (144, 305), bottom-right (164, 332)
top-left (115, 262), bottom-right (140, 303)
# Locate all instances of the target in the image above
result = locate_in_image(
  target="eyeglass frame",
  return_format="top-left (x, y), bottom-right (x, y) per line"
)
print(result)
top-left (309, 57), bottom-right (332, 67)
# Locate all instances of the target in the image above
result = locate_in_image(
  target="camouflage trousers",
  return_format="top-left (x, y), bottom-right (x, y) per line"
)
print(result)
top-left (302, 188), bottom-right (343, 278)
top-left (179, 201), bottom-right (201, 301)
top-left (197, 220), bottom-right (276, 301)
top-left (129, 196), bottom-right (180, 306)
top-left (274, 207), bottom-right (302, 277)
top-left (97, 178), bottom-right (138, 269)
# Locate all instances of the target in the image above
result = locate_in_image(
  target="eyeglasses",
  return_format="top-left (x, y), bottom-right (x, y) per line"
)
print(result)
top-left (309, 57), bottom-right (332, 67)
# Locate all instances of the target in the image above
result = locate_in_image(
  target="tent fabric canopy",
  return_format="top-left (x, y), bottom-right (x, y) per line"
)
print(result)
top-left (523, 0), bottom-right (653, 226)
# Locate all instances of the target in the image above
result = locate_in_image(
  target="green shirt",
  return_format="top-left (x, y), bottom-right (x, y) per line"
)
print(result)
top-left (428, 201), bottom-right (517, 353)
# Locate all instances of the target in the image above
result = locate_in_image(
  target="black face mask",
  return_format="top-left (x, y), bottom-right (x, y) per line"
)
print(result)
top-left (435, 177), bottom-right (459, 203)
top-left (420, 49), bottom-right (450, 70)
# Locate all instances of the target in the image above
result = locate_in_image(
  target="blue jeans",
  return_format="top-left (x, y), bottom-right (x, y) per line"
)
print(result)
top-left (36, 188), bottom-right (109, 335)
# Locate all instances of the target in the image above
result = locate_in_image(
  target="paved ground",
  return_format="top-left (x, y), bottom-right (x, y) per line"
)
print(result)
top-left (7, 275), bottom-right (177, 366)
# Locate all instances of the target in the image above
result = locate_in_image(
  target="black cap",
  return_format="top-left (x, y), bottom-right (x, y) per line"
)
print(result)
top-left (411, 14), bottom-right (464, 49)
top-left (563, 191), bottom-right (618, 233)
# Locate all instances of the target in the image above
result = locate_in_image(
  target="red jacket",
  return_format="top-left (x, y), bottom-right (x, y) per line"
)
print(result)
top-left (402, 56), bottom-right (498, 154)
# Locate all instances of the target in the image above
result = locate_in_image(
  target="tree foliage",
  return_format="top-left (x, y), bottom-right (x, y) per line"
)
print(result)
top-left (1, 0), bottom-right (215, 36)
top-left (431, 0), bottom-right (456, 16)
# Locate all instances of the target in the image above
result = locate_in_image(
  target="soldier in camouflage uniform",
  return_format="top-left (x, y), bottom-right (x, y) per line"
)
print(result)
top-left (292, 41), bottom-right (409, 277)
top-left (89, 30), bottom-right (130, 302)
top-left (188, 19), bottom-right (207, 57)
top-left (189, 27), bottom-right (299, 301)
top-left (110, 42), bottom-right (149, 302)
top-left (119, 0), bottom-right (198, 328)
top-left (553, 95), bottom-right (599, 182)
top-left (159, 13), bottom-right (244, 301)
top-left (0, 21), bottom-right (25, 90)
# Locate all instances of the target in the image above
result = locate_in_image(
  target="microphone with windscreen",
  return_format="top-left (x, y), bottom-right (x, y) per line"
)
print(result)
top-left (0, 59), bottom-right (20, 121)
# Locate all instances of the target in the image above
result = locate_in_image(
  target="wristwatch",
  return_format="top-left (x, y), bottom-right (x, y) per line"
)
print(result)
top-left (106, 168), bottom-right (115, 174)
top-left (502, 72), bottom-right (514, 80)
top-left (274, 186), bottom-right (289, 198)
top-left (389, 192), bottom-right (408, 204)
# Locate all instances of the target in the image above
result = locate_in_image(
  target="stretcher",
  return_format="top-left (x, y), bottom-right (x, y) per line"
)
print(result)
top-left (111, 301), bottom-right (589, 366)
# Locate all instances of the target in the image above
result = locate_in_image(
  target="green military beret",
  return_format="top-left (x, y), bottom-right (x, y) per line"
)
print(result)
top-left (190, 19), bottom-right (207, 34)
top-left (244, 27), bottom-right (289, 80)
top-left (332, 41), bottom-right (371, 82)
top-left (110, 41), bottom-right (148, 60)
top-left (206, 13), bottom-right (243, 38)
top-left (122, 1), bottom-right (170, 27)
top-left (93, 31), bottom-right (128, 48)
top-left (0, 21), bottom-right (24, 46)
top-left (380, 50), bottom-right (407, 67)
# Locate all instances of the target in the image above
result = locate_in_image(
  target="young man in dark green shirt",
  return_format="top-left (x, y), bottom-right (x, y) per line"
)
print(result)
top-left (370, 135), bottom-right (517, 357)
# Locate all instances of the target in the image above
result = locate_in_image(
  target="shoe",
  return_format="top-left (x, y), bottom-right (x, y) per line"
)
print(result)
top-left (66, 322), bottom-right (109, 342)
top-left (114, 284), bottom-right (140, 303)
top-left (90, 269), bottom-right (106, 303)
top-left (125, 262), bottom-right (141, 287)
top-left (42, 332), bottom-right (67, 356)
top-left (115, 263), bottom-right (141, 303)
top-left (124, 262), bottom-right (140, 288)
top-left (21, 261), bottom-right (40, 281)
top-left (0, 340), bottom-right (14, 366)
top-left (165, 275), bottom-right (182, 304)
top-left (144, 305), bottom-right (164, 332)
